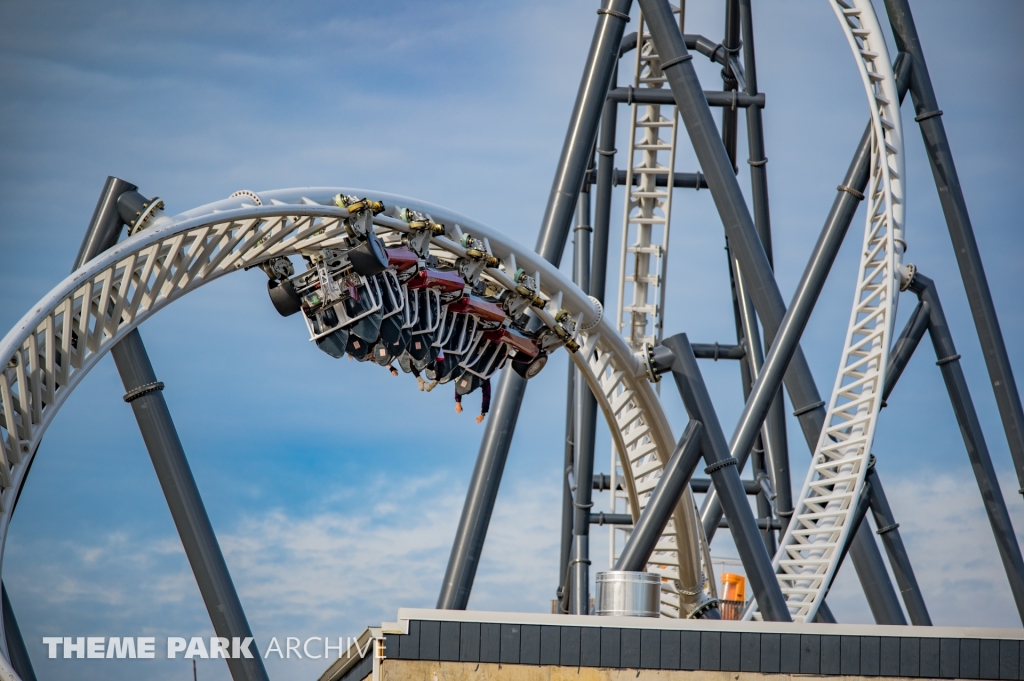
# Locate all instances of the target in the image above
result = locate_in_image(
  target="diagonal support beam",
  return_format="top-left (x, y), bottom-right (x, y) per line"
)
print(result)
top-left (613, 421), bottom-right (720, 620)
top-left (865, 463), bottom-right (932, 625)
top-left (77, 177), bottom-right (269, 681)
top-left (662, 334), bottom-right (791, 622)
top-left (437, 0), bottom-right (632, 611)
top-left (638, 0), bottom-right (908, 622)
top-left (885, 0), bottom-right (1024, 494)
top-left (911, 273), bottom-right (1024, 624)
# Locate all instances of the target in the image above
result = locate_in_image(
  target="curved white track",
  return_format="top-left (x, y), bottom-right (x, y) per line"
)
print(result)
top-left (0, 188), bottom-right (715, 664)
top-left (746, 0), bottom-right (906, 622)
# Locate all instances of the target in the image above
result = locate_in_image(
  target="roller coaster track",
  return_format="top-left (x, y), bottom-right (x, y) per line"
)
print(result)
top-left (746, 0), bottom-right (907, 622)
top-left (616, 9), bottom-right (681, 354)
top-left (0, 188), bottom-right (715, 666)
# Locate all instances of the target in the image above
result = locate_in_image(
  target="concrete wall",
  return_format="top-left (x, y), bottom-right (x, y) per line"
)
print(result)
top-left (378, 659), bottom-right (920, 681)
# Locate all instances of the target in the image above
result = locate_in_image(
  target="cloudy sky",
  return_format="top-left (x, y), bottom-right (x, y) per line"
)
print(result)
top-left (1, 0), bottom-right (1023, 679)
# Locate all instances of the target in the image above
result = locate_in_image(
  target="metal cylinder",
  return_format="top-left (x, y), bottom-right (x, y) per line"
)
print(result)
top-left (595, 571), bottom-right (661, 617)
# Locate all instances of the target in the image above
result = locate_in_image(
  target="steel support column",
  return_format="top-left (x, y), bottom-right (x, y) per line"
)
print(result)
top-left (885, 0), bottom-right (1024, 492)
top-left (535, 0), bottom-right (633, 265)
top-left (702, 249), bottom-right (780, 545)
top-left (557, 361), bottom-right (575, 612)
top-left (663, 334), bottom-right (791, 622)
top-left (913, 274), bottom-right (1024, 623)
top-left (77, 178), bottom-right (269, 681)
top-left (882, 300), bottom-right (931, 403)
top-left (865, 464), bottom-right (932, 625)
top-left (437, 369), bottom-right (525, 609)
top-left (849, 523), bottom-right (908, 625)
top-left (638, 1), bottom-right (909, 620)
top-left (719, 0), bottom-right (741, 171)
top-left (738, 0), bottom-right (791, 530)
top-left (437, 0), bottom-right (632, 610)
top-left (571, 194), bottom-right (599, 615)
top-left (592, 68), bottom-right (618, 305)
top-left (638, 0), bottom-right (828, 450)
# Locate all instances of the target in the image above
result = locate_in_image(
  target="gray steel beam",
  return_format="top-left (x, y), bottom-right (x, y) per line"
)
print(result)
top-left (719, 0), bottom-right (741, 171)
top-left (820, 483), bottom-right (873, 602)
top-left (2, 584), bottom-right (36, 681)
top-left (738, 0), bottom-right (791, 533)
top-left (693, 477), bottom-right (760, 495)
top-left (557, 360), bottom-right (575, 612)
top-left (593, 474), bottom-right (760, 494)
top-left (815, 602), bottom-right (838, 624)
top-left (885, 0), bottom-right (1024, 494)
top-left (865, 463), bottom-right (932, 625)
top-left (77, 178), bottom-right (268, 681)
top-left (726, 226), bottom-right (781, 554)
top-left (590, 513), bottom-right (633, 526)
top-left (738, 0), bottom-right (773, 264)
top-left (592, 473), bottom-right (620, 491)
top-left (751, 449), bottom-right (776, 553)
top-left (912, 273), bottom-right (1024, 623)
top-left (621, 32), bottom-right (741, 68)
top-left (592, 66), bottom-right (617, 305)
top-left (438, 0), bottom-right (631, 610)
top-left (612, 169), bottom-right (709, 189)
top-left (882, 299), bottom-right (931, 404)
top-left (571, 194), bottom-right (599, 616)
top-left (849, 522), bottom-right (908, 625)
top-left (74, 176), bottom-right (138, 269)
top-left (637, 1), bottom-right (911, 619)
top-left (691, 343), bottom-right (744, 361)
top-left (639, 0), bottom-right (863, 452)
top-left (701, 248), bottom-right (774, 544)
top-left (662, 334), bottom-right (791, 622)
top-left (437, 370), bottom-right (525, 609)
top-left (614, 421), bottom-right (703, 572)
top-left (717, 518), bottom-right (781, 531)
top-left (111, 333), bottom-right (269, 680)
top-left (535, 0), bottom-right (632, 265)
top-left (607, 87), bottom-right (763, 108)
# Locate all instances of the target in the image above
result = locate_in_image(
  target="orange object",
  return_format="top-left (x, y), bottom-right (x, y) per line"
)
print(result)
top-left (720, 572), bottom-right (746, 602)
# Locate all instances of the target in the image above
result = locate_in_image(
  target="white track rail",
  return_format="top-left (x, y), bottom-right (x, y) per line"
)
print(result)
top-left (746, 0), bottom-right (906, 622)
top-left (573, 326), bottom-right (712, 617)
top-left (0, 189), bottom-right (713, 664)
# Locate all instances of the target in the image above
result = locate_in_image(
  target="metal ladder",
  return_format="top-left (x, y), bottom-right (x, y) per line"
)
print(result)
top-left (609, 6), bottom-right (685, 593)
top-left (615, 10), bottom-right (680, 354)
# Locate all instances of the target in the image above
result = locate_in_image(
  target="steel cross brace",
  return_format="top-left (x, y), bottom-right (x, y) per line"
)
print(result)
top-left (661, 334), bottom-right (791, 622)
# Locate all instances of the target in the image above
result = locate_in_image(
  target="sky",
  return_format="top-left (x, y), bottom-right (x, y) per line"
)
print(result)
top-left (1, 0), bottom-right (1024, 679)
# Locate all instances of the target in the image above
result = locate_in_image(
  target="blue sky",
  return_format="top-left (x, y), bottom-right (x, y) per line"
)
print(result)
top-left (1, 0), bottom-right (1023, 679)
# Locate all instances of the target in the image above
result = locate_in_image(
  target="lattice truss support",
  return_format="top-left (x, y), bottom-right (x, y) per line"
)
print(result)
top-left (747, 0), bottom-right (907, 623)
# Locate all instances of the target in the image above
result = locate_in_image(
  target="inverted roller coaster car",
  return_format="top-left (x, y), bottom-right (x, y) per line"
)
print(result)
top-left (258, 197), bottom-right (559, 399)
